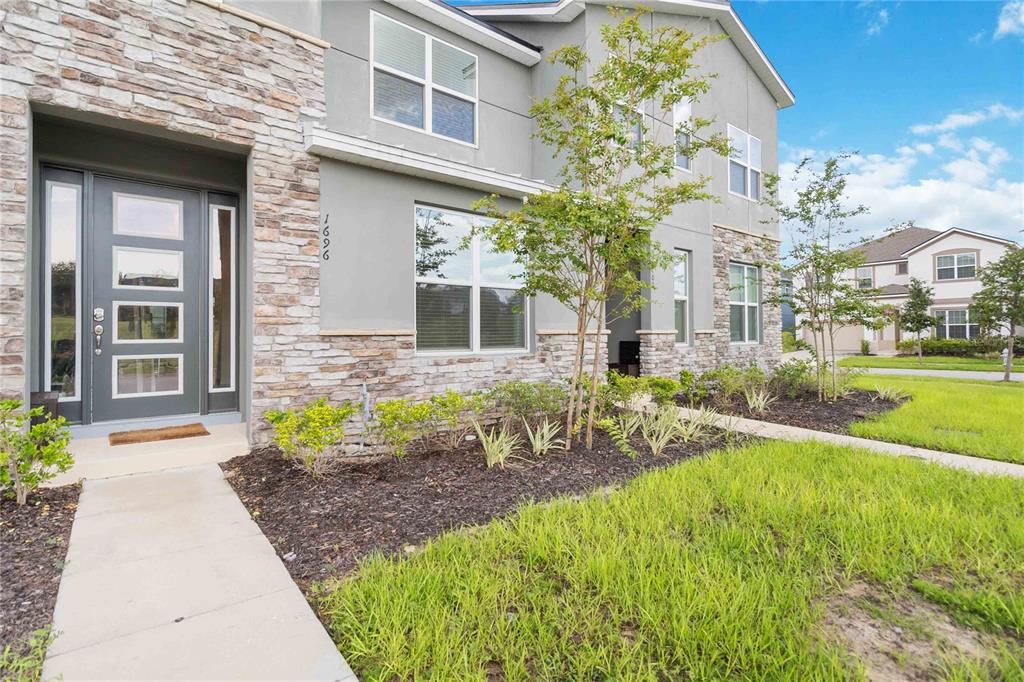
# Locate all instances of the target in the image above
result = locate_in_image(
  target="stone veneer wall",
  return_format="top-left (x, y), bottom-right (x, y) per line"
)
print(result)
top-left (639, 226), bottom-right (782, 377)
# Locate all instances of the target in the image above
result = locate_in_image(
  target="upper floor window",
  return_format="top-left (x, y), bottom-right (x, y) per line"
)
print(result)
top-left (729, 262), bottom-right (760, 343)
top-left (728, 125), bottom-right (761, 201)
top-left (612, 103), bottom-right (642, 150)
top-left (674, 251), bottom-right (689, 343)
top-left (935, 309), bottom-right (979, 339)
top-left (936, 252), bottom-right (976, 280)
top-left (415, 206), bottom-right (526, 352)
top-left (856, 266), bottom-right (873, 289)
top-left (371, 12), bottom-right (478, 145)
top-left (673, 101), bottom-right (691, 171)
top-left (897, 262), bottom-right (908, 275)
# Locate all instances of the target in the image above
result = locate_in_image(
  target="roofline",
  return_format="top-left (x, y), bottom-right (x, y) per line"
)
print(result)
top-left (386, 0), bottom-right (543, 65)
top-left (859, 258), bottom-right (909, 266)
top-left (457, 0), bottom-right (795, 108)
top-left (900, 227), bottom-right (1019, 257)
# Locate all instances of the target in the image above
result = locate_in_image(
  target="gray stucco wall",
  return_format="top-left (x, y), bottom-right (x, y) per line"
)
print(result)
top-left (232, 0), bottom-right (322, 38)
top-left (320, 1), bottom-right (536, 180)
top-left (318, 160), bottom-right (577, 333)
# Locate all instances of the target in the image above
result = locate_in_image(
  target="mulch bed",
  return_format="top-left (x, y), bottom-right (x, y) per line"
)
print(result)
top-left (221, 429), bottom-right (733, 593)
top-left (685, 389), bottom-right (904, 434)
top-left (1, 484), bottom-right (81, 653)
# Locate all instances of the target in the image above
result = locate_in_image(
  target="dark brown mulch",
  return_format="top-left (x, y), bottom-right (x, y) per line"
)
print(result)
top-left (1, 484), bottom-right (81, 652)
top-left (221, 429), bottom-right (731, 592)
top-left (685, 389), bottom-right (904, 434)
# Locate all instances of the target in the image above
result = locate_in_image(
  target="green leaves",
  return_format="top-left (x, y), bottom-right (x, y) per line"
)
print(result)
top-left (266, 398), bottom-right (357, 476)
top-left (0, 400), bottom-right (73, 506)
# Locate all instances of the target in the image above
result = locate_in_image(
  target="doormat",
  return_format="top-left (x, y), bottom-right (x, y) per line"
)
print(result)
top-left (109, 423), bottom-right (210, 446)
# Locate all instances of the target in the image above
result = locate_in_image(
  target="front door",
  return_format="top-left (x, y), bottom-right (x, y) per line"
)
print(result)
top-left (89, 177), bottom-right (202, 422)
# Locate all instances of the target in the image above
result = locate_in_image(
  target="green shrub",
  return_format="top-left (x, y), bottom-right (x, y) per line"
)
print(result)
top-left (598, 411), bottom-right (642, 460)
top-left (600, 373), bottom-right (649, 412)
top-left (370, 398), bottom-right (433, 460)
top-left (522, 418), bottom-right (564, 457)
top-left (897, 336), bottom-right (1024, 357)
top-left (700, 366), bottom-right (746, 402)
top-left (0, 400), bottom-right (73, 506)
top-left (266, 398), bottom-right (357, 476)
top-left (427, 390), bottom-right (486, 450)
top-left (769, 359), bottom-right (815, 399)
top-left (782, 331), bottom-right (797, 352)
top-left (677, 369), bottom-right (709, 405)
top-left (644, 376), bottom-right (682, 405)
top-left (472, 421), bottom-right (521, 469)
top-left (488, 381), bottom-right (566, 427)
top-left (860, 339), bottom-right (871, 356)
top-left (639, 405), bottom-right (681, 458)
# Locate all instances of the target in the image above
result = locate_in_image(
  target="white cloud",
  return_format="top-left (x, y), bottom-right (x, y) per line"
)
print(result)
top-left (969, 30), bottom-right (986, 43)
top-left (778, 146), bottom-right (1023, 246)
top-left (909, 103), bottom-right (1024, 134)
top-left (867, 8), bottom-right (889, 35)
top-left (936, 133), bottom-right (963, 152)
top-left (995, 0), bottom-right (1024, 38)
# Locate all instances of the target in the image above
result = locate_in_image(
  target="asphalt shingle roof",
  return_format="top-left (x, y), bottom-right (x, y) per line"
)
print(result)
top-left (877, 284), bottom-right (909, 296)
top-left (850, 227), bottom-right (942, 263)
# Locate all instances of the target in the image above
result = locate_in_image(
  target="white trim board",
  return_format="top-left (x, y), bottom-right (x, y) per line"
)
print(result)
top-left (305, 124), bottom-right (552, 197)
top-left (900, 227), bottom-right (1019, 256)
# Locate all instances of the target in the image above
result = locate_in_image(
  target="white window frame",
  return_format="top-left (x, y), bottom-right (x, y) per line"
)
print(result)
top-left (936, 252), bottom-right (976, 281)
top-left (673, 101), bottom-right (692, 172)
top-left (111, 353), bottom-right (184, 399)
top-left (727, 124), bottom-right (762, 201)
top-left (208, 204), bottom-right (237, 393)
top-left (112, 192), bottom-right (184, 240)
top-left (112, 245), bottom-right (184, 292)
top-left (44, 180), bottom-right (82, 403)
top-left (856, 266), bottom-right (873, 289)
top-left (111, 301), bottom-right (184, 344)
top-left (413, 205), bottom-right (528, 355)
top-left (729, 262), bottom-right (760, 344)
top-left (370, 11), bottom-right (479, 148)
top-left (674, 250), bottom-right (690, 344)
top-left (934, 308), bottom-right (979, 340)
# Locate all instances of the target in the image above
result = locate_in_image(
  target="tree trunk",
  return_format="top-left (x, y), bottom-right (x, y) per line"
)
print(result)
top-left (564, 299), bottom-right (589, 450)
top-left (917, 333), bottom-right (923, 363)
top-left (827, 321), bottom-right (837, 401)
top-left (1005, 333), bottom-right (1015, 382)
top-left (585, 298), bottom-right (606, 449)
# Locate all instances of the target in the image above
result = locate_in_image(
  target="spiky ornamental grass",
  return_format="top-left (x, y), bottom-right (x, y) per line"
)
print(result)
top-left (318, 441), bottom-right (1024, 680)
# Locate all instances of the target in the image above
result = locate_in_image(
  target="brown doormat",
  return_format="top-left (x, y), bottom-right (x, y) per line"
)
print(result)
top-left (109, 423), bottom-right (210, 446)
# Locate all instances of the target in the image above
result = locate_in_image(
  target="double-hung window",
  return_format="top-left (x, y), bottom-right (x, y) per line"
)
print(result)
top-left (727, 125), bottom-right (761, 200)
top-left (856, 266), bottom-right (873, 289)
top-left (674, 251), bottom-right (689, 343)
top-left (372, 12), bottom-right (478, 144)
top-left (729, 262), bottom-right (760, 343)
top-left (934, 309), bottom-right (979, 339)
top-left (673, 101), bottom-right (691, 171)
top-left (414, 206), bottom-right (526, 352)
top-left (936, 252), bottom-right (976, 280)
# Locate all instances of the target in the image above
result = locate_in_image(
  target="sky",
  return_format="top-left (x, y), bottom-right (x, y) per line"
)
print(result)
top-left (734, 0), bottom-right (1024, 246)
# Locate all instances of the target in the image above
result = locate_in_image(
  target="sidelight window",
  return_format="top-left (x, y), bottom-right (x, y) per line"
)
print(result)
top-left (209, 205), bottom-right (236, 392)
top-left (45, 181), bottom-right (81, 400)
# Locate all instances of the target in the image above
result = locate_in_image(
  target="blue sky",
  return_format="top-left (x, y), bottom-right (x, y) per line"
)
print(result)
top-left (735, 0), bottom-right (1023, 243)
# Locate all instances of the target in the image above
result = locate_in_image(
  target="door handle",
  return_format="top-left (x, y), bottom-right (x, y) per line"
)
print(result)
top-left (94, 324), bottom-right (103, 356)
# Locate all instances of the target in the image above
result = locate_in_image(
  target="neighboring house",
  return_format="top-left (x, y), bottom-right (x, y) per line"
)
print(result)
top-left (802, 226), bottom-right (1019, 353)
top-left (0, 0), bottom-right (792, 442)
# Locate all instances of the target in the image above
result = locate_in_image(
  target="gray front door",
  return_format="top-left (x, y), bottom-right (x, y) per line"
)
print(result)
top-left (90, 177), bottom-right (202, 422)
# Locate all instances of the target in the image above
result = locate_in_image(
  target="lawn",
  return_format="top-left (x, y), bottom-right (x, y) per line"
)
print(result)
top-left (849, 375), bottom-right (1024, 464)
top-left (318, 441), bottom-right (1024, 680)
top-left (839, 355), bottom-right (1021, 373)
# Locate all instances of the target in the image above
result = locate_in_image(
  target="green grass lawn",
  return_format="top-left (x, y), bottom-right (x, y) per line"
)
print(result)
top-left (839, 355), bottom-right (1021, 373)
top-left (850, 375), bottom-right (1024, 464)
top-left (318, 442), bottom-right (1024, 680)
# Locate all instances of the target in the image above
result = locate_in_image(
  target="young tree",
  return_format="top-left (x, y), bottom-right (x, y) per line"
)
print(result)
top-left (474, 8), bottom-right (728, 448)
top-left (900, 277), bottom-right (934, 362)
top-left (970, 247), bottom-right (1024, 381)
top-left (764, 155), bottom-right (882, 400)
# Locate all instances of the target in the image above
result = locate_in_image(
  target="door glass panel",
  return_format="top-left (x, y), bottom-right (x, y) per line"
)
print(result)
top-left (114, 194), bottom-right (182, 239)
top-left (114, 356), bottom-right (181, 397)
top-left (115, 304), bottom-right (181, 342)
top-left (114, 247), bottom-right (182, 289)
top-left (47, 183), bottom-right (80, 398)
top-left (210, 207), bottom-right (235, 390)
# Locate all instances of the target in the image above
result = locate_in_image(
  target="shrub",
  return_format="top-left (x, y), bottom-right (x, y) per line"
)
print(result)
top-left (744, 387), bottom-right (777, 414)
top-left (428, 390), bottom-right (486, 450)
top-left (472, 421), bottom-right (521, 469)
top-left (677, 370), bottom-right (709, 405)
top-left (741, 365), bottom-right (768, 390)
top-left (700, 366), bottom-right (746, 402)
top-left (0, 400), bottom-right (73, 505)
top-left (782, 331), bottom-right (798, 352)
top-left (873, 385), bottom-right (908, 403)
top-left (639, 405), bottom-right (680, 458)
top-left (598, 411), bottom-right (643, 460)
top-left (644, 376), bottom-right (682, 405)
top-left (769, 359), bottom-right (815, 399)
top-left (860, 339), bottom-right (871, 356)
top-left (600, 373), bottom-right (649, 412)
top-left (370, 398), bottom-right (433, 460)
top-left (488, 381), bottom-right (566, 427)
top-left (523, 418), bottom-right (564, 457)
top-left (266, 398), bottom-right (357, 476)
top-left (897, 336), bottom-right (1024, 357)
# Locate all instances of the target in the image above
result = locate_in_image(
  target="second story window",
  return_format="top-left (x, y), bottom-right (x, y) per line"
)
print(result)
top-left (727, 125), bottom-right (761, 201)
top-left (673, 101), bottom-right (691, 171)
top-left (856, 266), bottom-right (873, 289)
top-left (936, 252), bottom-right (976, 280)
top-left (897, 262), bottom-right (908, 275)
top-left (674, 251), bottom-right (689, 343)
top-left (372, 13), bottom-right (478, 145)
top-left (612, 103), bottom-right (642, 150)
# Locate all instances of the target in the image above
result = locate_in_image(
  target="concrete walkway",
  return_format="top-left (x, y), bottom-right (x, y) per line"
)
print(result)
top-left (677, 407), bottom-right (1024, 479)
top-left (43, 464), bottom-right (356, 681)
top-left (859, 367), bottom-right (1023, 382)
